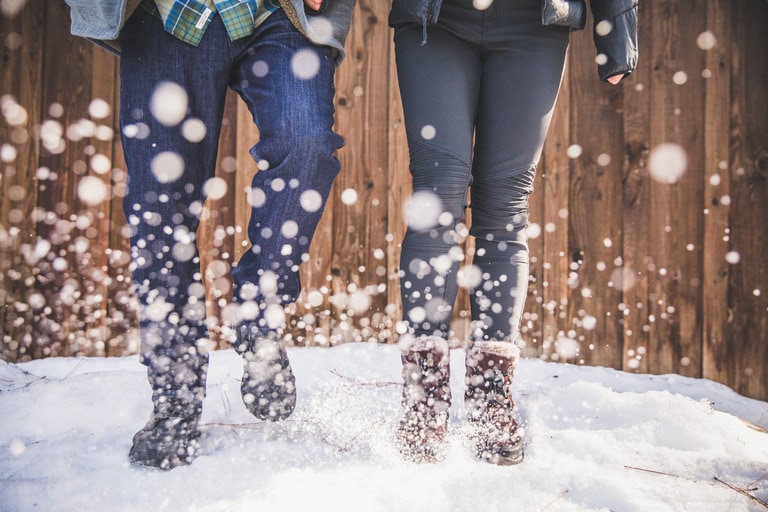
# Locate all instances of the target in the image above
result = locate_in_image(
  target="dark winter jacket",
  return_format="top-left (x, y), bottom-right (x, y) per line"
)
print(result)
top-left (388, 0), bottom-right (638, 82)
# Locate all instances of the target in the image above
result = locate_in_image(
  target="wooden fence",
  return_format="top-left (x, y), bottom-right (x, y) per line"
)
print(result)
top-left (1, 0), bottom-right (766, 401)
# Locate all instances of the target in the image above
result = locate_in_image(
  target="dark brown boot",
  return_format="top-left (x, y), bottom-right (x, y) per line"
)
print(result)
top-left (397, 334), bottom-right (451, 462)
top-left (464, 341), bottom-right (524, 465)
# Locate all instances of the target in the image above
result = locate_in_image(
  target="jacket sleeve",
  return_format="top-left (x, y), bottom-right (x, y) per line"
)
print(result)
top-left (280, 0), bottom-right (357, 66)
top-left (589, 0), bottom-right (638, 82)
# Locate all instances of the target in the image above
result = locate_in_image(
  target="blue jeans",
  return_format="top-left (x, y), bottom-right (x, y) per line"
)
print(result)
top-left (394, 0), bottom-right (569, 343)
top-left (119, 7), bottom-right (343, 399)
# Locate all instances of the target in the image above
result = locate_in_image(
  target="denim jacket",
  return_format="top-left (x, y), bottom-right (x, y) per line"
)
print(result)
top-left (388, 0), bottom-right (638, 82)
top-left (64, 0), bottom-right (356, 65)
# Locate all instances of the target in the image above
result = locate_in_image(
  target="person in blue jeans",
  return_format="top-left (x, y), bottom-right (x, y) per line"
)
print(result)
top-left (389, 0), bottom-right (637, 464)
top-left (66, 0), bottom-right (355, 469)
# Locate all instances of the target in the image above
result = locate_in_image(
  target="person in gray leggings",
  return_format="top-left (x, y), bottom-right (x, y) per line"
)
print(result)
top-left (389, 0), bottom-right (638, 464)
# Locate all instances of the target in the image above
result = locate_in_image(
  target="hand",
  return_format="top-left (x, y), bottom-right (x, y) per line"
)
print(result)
top-left (606, 75), bottom-right (623, 85)
top-left (304, 0), bottom-right (324, 12)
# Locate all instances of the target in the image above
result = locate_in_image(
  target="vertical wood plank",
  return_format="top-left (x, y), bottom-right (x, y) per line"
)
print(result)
top-left (701, 0), bottom-right (732, 390)
top-left (565, 19), bottom-right (624, 368)
top-left (721, 0), bottom-right (768, 399)
top-left (535, 57), bottom-right (572, 361)
top-left (645, 0), bottom-right (707, 378)
top-left (0, 2), bottom-right (44, 360)
top-left (621, 0), bottom-right (653, 373)
top-left (326, 0), bottom-right (391, 344)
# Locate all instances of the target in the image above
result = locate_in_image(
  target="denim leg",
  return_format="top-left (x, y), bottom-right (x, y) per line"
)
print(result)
top-left (119, 9), bottom-right (233, 400)
top-left (228, 10), bottom-right (344, 338)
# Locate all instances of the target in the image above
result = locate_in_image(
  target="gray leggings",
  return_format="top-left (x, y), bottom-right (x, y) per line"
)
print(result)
top-left (395, 0), bottom-right (570, 342)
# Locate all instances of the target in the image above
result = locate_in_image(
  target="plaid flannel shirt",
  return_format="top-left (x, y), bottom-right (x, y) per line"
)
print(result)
top-left (145, 0), bottom-right (280, 45)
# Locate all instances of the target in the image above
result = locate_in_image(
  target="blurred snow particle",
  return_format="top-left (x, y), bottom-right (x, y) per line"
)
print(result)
top-left (5, 31), bottom-right (22, 50)
top-left (609, 267), bottom-right (637, 292)
top-left (1, 143), bottom-right (17, 162)
top-left (649, 143), bottom-right (687, 184)
top-left (420, 124), bottom-right (436, 140)
top-left (150, 82), bottom-right (188, 126)
top-left (9, 439), bottom-right (25, 457)
top-left (340, 188), bottom-right (358, 205)
top-left (40, 119), bottom-right (65, 153)
top-left (123, 123), bottom-right (150, 139)
top-left (349, 290), bottom-right (372, 313)
top-left (1, 0), bottom-right (27, 18)
top-left (567, 144), bottom-right (582, 159)
top-left (252, 60), bottom-right (269, 78)
top-left (595, 20), bottom-right (613, 36)
top-left (405, 190), bottom-right (442, 231)
top-left (259, 271), bottom-right (279, 296)
top-left (151, 151), bottom-right (185, 183)
top-left (754, 289), bottom-right (761, 297)
top-left (182, 118), bottom-right (206, 143)
top-left (307, 290), bottom-right (324, 307)
top-left (203, 176), bottom-right (227, 200)
top-left (696, 31), bottom-right (717, 50)
top-left (291, 49), bottom-right (320, 80)
top-left (527, 222), bottom-right (542, 239)
top-left (172, 241), bottom-right (196, 262)
top-left (249, 186), bottom-right (267, 208)
top-left (300, 189), bottom-right (323, 212)
top-left (1, 95), bottom-right (27, 126)
top-left (457, 264), bottom-right (482, 289)
top-left (473, 0), bottom-right (493, 10)
top-left (724, 251), bottom-right (740, 264)
top-left (264, 304), bottom-right (286, 329)
top-left (582, 315), bottom-right (597, 330)
top-left (597, 153), bottom-right (611, 167)
top-left (555, 336), bottom-right (580, 359)
top-left (595, 53), bottom-right (608, 66)
top-left (709, 173), bottom-right (721, 186)
top-left (673, 71), bottom-right (688, 85)
top-left (77, 176), bottom-right (108, 206)
top-left (89, 153), bottom-right (111, 175)
top-left (88, 98), bottom-right (111, 119)
top-left (281, 220), bottom-right (299, 238)
top-left (146, 299), bottom-right (172, 322)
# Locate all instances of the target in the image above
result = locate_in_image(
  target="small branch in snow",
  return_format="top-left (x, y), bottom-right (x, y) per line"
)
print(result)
top-left (330, 369), bottom-right (399, 387)
top-left (624, 465), bottom-right (682, 479)
top-left (748, 471), bottom-right (768, 489)
top-left (317, 432), bottom-right (359, 453)
top-left (539, 489), bottom-right (569, 512)
top-left (714, 477), bottom-right (768, 510)
top-left (62, 359), bottom-right (88, 380)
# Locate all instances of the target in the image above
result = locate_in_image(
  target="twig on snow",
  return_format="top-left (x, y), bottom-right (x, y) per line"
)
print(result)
top-left (62, 358), bottom-right (88, 380)
top-left (330, 369), bottom-right (399, 387)
top-left (748, 470), bottom-right (768, 489)
top-left (539, 489), bottom-right (569, 512)
top-left (714, 477), bottom-right (768, 510)
top-left (624, 465), bottom-right (682, 479)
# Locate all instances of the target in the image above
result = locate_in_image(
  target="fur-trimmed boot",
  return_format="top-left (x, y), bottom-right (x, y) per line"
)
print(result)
top-left (397, 334), bottom-right (452, 462)
top-left (464, 341), bottom-right (524, 465)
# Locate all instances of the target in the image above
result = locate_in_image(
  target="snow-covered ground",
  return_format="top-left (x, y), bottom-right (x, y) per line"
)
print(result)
top-left (1, 342), bottom-right (766, 512)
